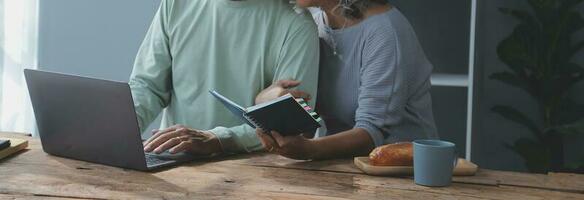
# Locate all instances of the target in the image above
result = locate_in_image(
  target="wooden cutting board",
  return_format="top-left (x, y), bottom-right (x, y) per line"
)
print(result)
top-left (354, 157), bottom-right (478, 176)
top-left (0, 138), bottom-right (28, 160)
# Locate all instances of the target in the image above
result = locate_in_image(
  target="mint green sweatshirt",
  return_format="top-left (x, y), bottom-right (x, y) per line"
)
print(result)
top-left (129, 0), bottom-right (319, 154)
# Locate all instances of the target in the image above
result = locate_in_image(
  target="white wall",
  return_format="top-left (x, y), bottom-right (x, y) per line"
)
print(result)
top-left (38, 0), bottom-right (159, 81)
top-left (38, 0), bottom-right (161, 136)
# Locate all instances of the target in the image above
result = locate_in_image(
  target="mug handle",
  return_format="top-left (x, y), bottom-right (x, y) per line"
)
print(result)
top-left (453, 150), bottom-right (459, 168)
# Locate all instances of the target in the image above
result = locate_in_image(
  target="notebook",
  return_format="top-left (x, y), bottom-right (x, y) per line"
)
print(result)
top-left (209, 90), bottom-right (321, 136)
top-left (0, 138), bottom-right (28, 161)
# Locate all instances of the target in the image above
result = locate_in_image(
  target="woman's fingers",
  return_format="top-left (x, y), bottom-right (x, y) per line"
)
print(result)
top-left (257, 131), bottom-right (277, 148)
top-left (256, 129), bottom-right (279, 152)
top-left (288, 90), bottom-right (311, 101)
top-left (276, 80), bottom-right (301, 88)
top-left (255, 131), bottom-right (269, 148)
top-left (271, 131), bottom-right (287, 146)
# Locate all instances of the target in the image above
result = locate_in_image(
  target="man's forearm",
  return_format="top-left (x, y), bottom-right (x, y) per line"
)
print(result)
top-left (208, 125), bottom-right (264, 154)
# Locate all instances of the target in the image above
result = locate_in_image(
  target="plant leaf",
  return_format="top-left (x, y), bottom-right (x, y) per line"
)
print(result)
top-left (570, 40), bottom-right (584, 57)
top-left (552, 119), bottom-right (584, 136)
top-left (492, 105), bottom-right (543, 139)
top-left (562, 0), bottom-right (584, 9)
top-left (565, 11), bottom-right (584, 36)
top-left (566, 157), bottom-right (584, 172)
top-left (496, 25), bottom-right (539, 76)
top-left (528, 0), bottom-right (556, 24)
top-left (489, 72), bottom-right (522, 87)
top-left (507, 138), bottom-right (550, 173)
top-left (544, 63), bottom-right (584, 101)
top-left (566, 162), bottom-right (584, 170)
top-left (499, 8), bottom-right (537, 24)
top-left (489, 72), bottom-right (536, 98)
top-left (527, 0), bottom-right (555, 12)
top-left (560, 62), bottom-right (584, 77)
top-left (557, 100), bottom-right (584, 123)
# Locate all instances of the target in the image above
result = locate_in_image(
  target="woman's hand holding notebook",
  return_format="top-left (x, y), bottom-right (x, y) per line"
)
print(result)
top-left (210, 90), bottom-right (321, 136)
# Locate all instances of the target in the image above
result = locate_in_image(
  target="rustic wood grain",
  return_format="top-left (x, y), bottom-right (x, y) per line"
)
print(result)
top-left (0, 132), bottom-right (583, 200)
top-left (455, 169), bottom-right (584, 193)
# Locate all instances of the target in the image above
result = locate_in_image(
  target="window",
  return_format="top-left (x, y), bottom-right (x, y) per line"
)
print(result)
top-left (0, 0), bottom-right (39, 135)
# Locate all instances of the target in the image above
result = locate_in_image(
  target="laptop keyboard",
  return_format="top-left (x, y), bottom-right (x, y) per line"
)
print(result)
top-left (145, 153), bottom-right (174, 166)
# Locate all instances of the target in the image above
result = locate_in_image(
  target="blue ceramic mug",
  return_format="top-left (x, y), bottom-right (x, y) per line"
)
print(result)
top-left (413, 140), bottom-right (457, 187)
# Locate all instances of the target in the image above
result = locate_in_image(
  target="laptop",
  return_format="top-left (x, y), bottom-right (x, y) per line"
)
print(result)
top-left (24, 69), bottom-right (194, 171)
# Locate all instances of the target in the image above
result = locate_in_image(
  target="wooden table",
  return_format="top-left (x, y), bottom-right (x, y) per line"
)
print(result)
top-left (1, 132), bottom-right (583, 200)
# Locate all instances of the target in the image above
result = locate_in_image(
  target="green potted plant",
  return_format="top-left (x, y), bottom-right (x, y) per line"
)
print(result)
top-left (491, 0), bottom-right (584, 173)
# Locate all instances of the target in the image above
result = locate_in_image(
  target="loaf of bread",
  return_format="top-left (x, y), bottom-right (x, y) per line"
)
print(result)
top-left (369, 142), bottom-right (413, 166)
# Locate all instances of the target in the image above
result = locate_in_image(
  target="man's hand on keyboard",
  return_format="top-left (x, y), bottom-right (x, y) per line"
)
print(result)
top-left (143, 125), bottom-right (222, 156)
